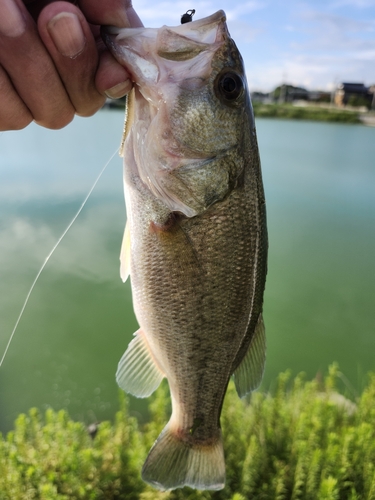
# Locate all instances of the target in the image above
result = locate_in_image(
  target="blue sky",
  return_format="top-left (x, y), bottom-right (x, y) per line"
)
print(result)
top-left (133, 0), bottom-right (375, 92)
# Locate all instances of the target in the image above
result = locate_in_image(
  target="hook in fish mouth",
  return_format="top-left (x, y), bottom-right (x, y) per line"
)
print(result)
top-left (181, 9), bottom-right (196, 24)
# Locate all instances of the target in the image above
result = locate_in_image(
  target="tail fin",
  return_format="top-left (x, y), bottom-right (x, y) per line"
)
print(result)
top-left (141, 423), bottom-right (225, 491)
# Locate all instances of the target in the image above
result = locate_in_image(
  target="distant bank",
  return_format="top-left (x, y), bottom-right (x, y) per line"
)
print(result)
top-left (104, 98), bottom-right (374, 125)
top-left (252, 103), bottom-right (374, 125)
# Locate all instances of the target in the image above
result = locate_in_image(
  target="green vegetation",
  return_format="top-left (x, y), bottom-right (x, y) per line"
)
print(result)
top-left (252, 103), bottom-right (361, 123)
top-left (1, 364), bottom-right (375, 499)
top-left (107, 98), bottom-right (364, 123)
top-left (347, 95), bottom-right (372, 110)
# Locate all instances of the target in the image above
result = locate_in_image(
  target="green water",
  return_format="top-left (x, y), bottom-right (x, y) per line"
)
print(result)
top-left (0, 111), bottom-right (374, 433)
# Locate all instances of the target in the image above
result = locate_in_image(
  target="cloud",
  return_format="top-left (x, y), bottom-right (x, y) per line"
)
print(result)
top-left (0, 204), bottom-right (125, 288)
top-left (227, 20), bottom-right (264, 43)
top-left (225, 1), bottom-right (266, 21)
top-left (246, 48), bottom-right (375, 91)
top-left (293, 9), bottom-right (375, 50)
top-left (244, 5), bottom-right (375, 91)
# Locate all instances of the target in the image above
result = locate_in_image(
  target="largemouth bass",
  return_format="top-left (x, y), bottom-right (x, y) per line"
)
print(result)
top-left (102, 10), bottom-right (268, 491)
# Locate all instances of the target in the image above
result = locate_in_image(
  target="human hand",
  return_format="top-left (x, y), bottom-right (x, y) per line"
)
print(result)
top-left (0, 0), bottom-right (142, 131)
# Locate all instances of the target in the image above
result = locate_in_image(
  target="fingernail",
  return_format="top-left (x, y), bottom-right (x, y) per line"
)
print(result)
top-left (47, 12), bottom-right (86, 58)
top-left (0, 0), bottom-right (26, 37)
top-left (105, 80), bottom-right (132, 99)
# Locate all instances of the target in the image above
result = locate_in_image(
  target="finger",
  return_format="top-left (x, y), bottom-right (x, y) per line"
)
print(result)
top-left (78, 0), bottom-right (142, 99)
top-left (77, 0), bottom-right (143, 28)
top-left (0, 0), bottom-right (74, 129)
top-left (0, 65), bottom-right (33, 130)
top-left (38, 2), bottom-right (105, 117)
top-left (95, 49), bottom-right (132, 98)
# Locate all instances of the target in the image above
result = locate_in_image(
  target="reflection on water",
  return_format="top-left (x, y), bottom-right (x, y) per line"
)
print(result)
top-left (0, 110), bottom-right (138, 433)
top-left (0, 111), bottom-right (374, 433)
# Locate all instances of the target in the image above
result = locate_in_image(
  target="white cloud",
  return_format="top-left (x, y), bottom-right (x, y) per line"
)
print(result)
top-left (244, 4), bottom-right (375, 91)
top-left (227, 20), bottom-right (264, 43)
top-left (292, 9), bottom-right (375, 50)
top-left (245, 48), bottom-right (375, 91)
top-left (0, 205), bottom-right (125, 287)
top-left (225, 1), bottom-right (266, 21)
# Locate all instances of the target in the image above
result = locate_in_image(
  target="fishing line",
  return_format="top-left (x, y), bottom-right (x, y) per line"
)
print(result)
top-left (0, 146), bottom-right (120, 369)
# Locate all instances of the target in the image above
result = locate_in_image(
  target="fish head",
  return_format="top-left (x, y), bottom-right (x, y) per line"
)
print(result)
top-left (102, 12), bottom-right (253, 217)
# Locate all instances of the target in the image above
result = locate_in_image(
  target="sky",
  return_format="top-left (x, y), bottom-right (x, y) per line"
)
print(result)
top-left (131, 0), bottom-right (375, 92)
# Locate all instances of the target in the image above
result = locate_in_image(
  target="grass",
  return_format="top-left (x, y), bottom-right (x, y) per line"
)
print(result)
top-left (1, 364), bottom-right (375, 499)
top-left (252, 103), bottom-right (361, 124)
top-left (106, 100), bottom-right (364, 124)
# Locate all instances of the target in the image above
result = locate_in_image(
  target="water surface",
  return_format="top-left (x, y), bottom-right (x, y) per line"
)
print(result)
top-left (0, 112), bottom-right (374, 433)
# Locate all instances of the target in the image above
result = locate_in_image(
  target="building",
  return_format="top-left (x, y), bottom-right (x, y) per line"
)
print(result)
top-left (369, 85), bottom-right (375, 110)
top-left (334, 83), bottom-right (372, 107)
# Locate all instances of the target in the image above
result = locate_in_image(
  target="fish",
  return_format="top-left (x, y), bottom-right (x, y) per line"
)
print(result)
top-left (102, 10), bottom-right (268, 491)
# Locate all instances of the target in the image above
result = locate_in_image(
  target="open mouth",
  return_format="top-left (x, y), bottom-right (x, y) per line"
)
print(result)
top-left (101, 10), bottom-right (227, 86)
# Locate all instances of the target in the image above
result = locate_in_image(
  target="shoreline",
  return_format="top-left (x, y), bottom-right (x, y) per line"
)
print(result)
top-left (104, 98), bottom-right (375, 125)
top-left (252, 102), bottom-right (367, 124)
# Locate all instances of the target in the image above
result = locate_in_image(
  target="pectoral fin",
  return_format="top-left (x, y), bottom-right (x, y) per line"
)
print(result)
top-left (116, 329), bottom-right (165, 398)
top-left (120, 221), bottom-right (131, 282)
top-left (233, 314), bottom-right (266, 398)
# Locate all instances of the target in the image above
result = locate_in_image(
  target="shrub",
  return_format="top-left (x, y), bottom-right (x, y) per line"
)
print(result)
top-left (252, 104), bottom-right (361, 123)
top-left (1, 365), bottom-right (375, 499)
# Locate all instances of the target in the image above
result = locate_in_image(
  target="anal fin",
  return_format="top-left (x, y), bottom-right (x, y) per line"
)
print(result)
top-left (116, 329), bottom-right (164, 398)
top-left (233, 314), bottom-right (266, 398)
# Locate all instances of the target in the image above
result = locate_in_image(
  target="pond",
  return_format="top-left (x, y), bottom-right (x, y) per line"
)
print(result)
top-left (0, 110), bottom-right (374, 433)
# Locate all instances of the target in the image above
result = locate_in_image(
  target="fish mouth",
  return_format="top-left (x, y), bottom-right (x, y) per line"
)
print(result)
top-left (100, 10), bottom-right (230, 167)
top-left (101, 10), bottom-right (228, 86)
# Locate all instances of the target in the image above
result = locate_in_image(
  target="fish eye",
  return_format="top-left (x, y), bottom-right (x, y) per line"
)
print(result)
top-left (215, 71), bottom-right (244, 103)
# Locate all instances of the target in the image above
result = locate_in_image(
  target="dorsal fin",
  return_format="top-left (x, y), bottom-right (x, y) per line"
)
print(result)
top-left (233, 314), bottom-right (266, 398)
